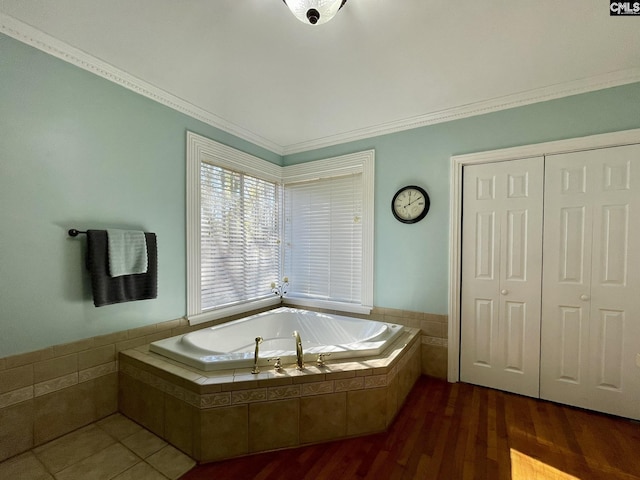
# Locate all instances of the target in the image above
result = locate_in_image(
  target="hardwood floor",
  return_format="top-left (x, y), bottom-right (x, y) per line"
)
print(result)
top-left (181, 376), bottom-right (640, 480)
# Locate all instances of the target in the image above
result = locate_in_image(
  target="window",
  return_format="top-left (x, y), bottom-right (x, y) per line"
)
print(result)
top-left (186, 132), bottom-right (282, 324)
top-left (284, 174), bottom-right (363, 305)
top-left (186, 132), bottom-right (374, 324)
top-left (200, 163), bottom-right (280, 311)
top-left (281, 152), bottom-right (374, 313)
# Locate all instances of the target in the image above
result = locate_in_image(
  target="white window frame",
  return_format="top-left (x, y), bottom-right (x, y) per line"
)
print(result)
top-left (186, 132), bottom-right (282, 325)
top-left (186, 131), bottom-right (375, 324)
top-left (281, 151), bottom-right (375, 314)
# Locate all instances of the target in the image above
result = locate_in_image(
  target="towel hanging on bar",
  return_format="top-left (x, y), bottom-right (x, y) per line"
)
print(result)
top-left (106, 229), bottom-right (148, 277)
top-left (85, 230), bottom-right (158, 307)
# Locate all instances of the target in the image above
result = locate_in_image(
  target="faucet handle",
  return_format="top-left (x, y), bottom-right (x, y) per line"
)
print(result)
top-left (268, 357), bottom-right (283, 372)
top-left (316, 353), bottom-right (331, 367)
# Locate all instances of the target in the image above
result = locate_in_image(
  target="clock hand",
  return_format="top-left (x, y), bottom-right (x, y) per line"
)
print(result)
top-left (407, 195), bottom-right (423, 206)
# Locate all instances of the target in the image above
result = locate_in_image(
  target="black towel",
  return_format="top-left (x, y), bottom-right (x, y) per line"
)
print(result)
top-left (86, 230), bottom-right (158, 307)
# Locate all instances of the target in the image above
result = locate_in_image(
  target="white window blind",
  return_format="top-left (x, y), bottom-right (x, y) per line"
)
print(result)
top-left (200, 162), bottom-right (280, 311)
top-left (283, 173), bottom-right (363, 304)
top-left (187, 131), bottom-right (374, 322)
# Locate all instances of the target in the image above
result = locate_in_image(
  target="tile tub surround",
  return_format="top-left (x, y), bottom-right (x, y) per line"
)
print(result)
top-left (118, 327), bottom-right (421, 463)
top-left (0, 316), bottom-right (195, 464)
top-left (0, 307), bottom-right (273, 463)
top-left (0, 342), bottom-right (120, 463)
top-left (279, 304), bottom-right (448, 380)
top-left (365, 307), bottom-right (448, 380)
top-left (0, 304), bottom-right (444, 464)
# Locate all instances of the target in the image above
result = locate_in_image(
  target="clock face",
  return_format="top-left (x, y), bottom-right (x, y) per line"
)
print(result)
top-left (392, 185), bottom-right (430, 224)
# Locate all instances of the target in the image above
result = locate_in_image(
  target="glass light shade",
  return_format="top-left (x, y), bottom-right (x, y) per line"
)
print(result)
top-left (284, 0), bottom-right (345, 25)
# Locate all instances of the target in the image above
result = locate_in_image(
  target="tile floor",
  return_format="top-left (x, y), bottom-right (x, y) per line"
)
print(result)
top-left (0, 414), bottom-right (196, 480)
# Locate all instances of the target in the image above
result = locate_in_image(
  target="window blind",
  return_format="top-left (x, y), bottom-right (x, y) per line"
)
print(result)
top-left (283, 173), bottom-right (363, 304)
top-left (200, 162), bottom-right (280, 311)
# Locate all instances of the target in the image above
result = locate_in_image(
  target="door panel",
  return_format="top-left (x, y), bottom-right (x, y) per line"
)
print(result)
top-left (588, 147), bottom-right (639, 419)
top-left (473, 298), bottom-right (495, 366)
top-left (600, 205), bottom-right (628, 285)
top-left (595, 309), bottom-right (624, 390)
top-left (506, 210), bottom-right (528, 281)
top-left (558, 306), bottom-right (583, 383)
top-left (504, 301), bottom-right (525, 372)
top-left (475, 212), bottom-right (496, 280)
top-left (541, 144), bottom-right (640, 420)
top-left (461, 157), bottom-right (544, 397)
top-left (559, 206), bottom-right (586, 283)
top-left (540, 152), bottom-right (594, 408)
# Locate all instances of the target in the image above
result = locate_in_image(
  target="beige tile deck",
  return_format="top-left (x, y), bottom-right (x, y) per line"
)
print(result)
top-left (0, 413), bottom-right (196, 480)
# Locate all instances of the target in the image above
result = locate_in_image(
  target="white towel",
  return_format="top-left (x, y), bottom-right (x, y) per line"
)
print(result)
top-left (106, 229), bottom-right (148, 277)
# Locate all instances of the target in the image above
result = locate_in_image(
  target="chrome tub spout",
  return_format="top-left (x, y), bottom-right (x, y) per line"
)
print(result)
top-left (251, 336), bottom-right (263, 374)
top-left (292, 330), bottom-right (304, 370)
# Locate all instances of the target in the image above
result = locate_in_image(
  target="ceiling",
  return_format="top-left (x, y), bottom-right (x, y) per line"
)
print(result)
top-left (1, 0), bottom-right (639, 155)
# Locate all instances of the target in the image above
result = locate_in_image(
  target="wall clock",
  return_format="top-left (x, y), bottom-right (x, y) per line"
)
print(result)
top-left (391, 185), bottom-right (430, 224)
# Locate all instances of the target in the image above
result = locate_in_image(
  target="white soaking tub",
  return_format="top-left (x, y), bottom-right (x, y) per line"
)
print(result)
top-left (149, 307), bottom-right (404, 371)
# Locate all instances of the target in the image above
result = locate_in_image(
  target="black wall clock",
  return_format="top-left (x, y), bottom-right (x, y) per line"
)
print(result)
top-left (391, 185), bottom-right (430, 224)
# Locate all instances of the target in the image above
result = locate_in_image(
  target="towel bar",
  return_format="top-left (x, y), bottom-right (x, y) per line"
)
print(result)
top-left (68, 229), bottom-right (88, 237)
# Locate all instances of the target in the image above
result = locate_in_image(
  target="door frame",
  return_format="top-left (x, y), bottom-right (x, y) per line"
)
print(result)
top-left (448, 128), bottom-right (640, 382)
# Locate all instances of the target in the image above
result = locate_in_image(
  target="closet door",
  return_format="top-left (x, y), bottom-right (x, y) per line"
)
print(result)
top-left (460, 157), bottom-right (544, 397)
top-left (541, 144), bottom-right (640, 420)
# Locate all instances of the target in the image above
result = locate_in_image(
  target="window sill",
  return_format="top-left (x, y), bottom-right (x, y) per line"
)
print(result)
top-left (282, 297), bottom-right (372, 315)
top-left (188, 297), bottom-right (282, 326)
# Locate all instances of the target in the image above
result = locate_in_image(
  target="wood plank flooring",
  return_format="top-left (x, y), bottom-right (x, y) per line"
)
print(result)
top-left (181, 376), bottom-right (640, 480)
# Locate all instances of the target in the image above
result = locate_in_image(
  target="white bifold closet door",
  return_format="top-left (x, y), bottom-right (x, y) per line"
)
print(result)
top-left (460, 157), bottom-right (544, 398)
top-left (540, 144), bottom-right (640, 420)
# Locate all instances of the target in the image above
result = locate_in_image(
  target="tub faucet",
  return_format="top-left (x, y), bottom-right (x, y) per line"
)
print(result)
top-left (292, 331), bottom-right (304, 370)
top-left (316, 353), bottom-right (331, 367)
top-left (251, 336), bottom-right (263, 374)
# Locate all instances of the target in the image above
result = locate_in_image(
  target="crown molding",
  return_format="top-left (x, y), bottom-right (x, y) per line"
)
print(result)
top-left (282, 67), bottom-right (640, 155)
top-left (3, 12), bottom-right (639, 157)
top-left (0, 13), bottom-right (284, 156)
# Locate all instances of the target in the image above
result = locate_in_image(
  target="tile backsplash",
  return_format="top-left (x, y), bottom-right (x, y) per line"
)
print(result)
top-left (0, 305), bottom-right (448, 462)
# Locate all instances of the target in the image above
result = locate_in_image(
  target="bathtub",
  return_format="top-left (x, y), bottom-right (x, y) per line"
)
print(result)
top-left (149, 307), bottom-right (405, 371)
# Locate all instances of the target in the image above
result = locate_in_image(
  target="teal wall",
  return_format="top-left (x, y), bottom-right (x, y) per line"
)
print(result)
top-left (0, 33), bottom-right (280, 357)
top-left (1, 30), bottom-right (640, 357)
top-left (284, 82), bottom-right (640, 315)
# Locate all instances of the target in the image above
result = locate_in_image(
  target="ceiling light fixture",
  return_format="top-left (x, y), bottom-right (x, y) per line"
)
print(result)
top-left (283, 0), bottom-right (348, 25)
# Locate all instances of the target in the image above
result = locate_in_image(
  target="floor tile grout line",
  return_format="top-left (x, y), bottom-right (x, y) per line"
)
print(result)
top-left (0, 413), bottom-right (194, 480)
top-left (93, 418), bottom-right (173, 479)
top-left (107, 458), bottom-right (172, 480)
top-left (31, 424), bottom-right (119, 477)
